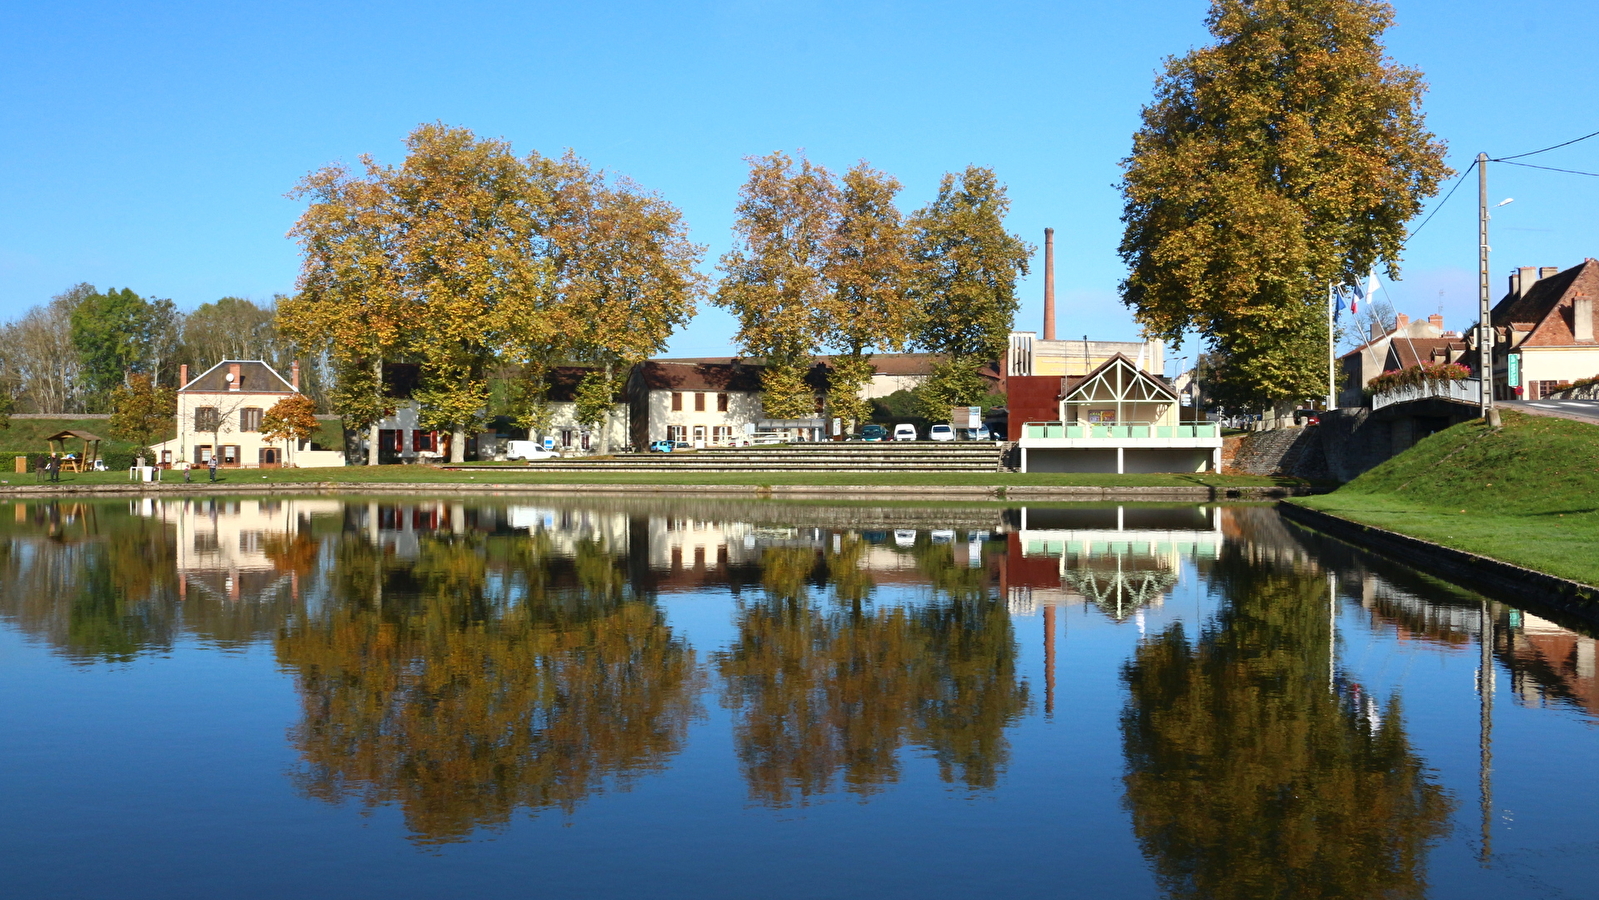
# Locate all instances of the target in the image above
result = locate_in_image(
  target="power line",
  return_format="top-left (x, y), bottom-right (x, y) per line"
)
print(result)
top-left (1492, 128), bottom-right (1599, 161)
top-left (1405, 157), bottom-right (1477, 244)
top-left (1493, 159), bottom-right (1599, 178)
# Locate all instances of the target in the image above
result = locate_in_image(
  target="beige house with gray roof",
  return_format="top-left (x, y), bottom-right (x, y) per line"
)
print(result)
top-left (151, 360), bottom-right (345, 469)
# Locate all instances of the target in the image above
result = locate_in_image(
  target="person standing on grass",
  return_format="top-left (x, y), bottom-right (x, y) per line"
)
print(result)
top-left (208, 455), bottom-right (218, 482)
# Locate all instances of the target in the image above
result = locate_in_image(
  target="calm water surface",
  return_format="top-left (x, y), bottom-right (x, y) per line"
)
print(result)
top-left (1, 496), bottom-right (1595, 899)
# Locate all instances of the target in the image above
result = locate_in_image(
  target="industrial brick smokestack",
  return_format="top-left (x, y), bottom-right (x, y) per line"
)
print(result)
top-left (1043, 227), bottom-right (1056, 340)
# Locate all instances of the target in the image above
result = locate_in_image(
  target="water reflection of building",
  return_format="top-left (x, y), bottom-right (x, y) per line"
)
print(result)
top-left (147, 497), bottom-right (343, 603)
top-left (1001, 505), bottom-right (1221, 621)
top-left (1501, 612), bottom-right (1599, 719)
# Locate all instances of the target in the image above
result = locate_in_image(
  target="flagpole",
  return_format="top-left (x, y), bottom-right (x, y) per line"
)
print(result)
top-left (1328, 282), bottom-right (1336, 411)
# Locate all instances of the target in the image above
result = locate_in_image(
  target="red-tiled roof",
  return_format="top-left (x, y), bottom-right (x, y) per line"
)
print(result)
top-left (1491, 260), bottom-right (1596, 327)
top-left (1390, 338), bottom-right (1468, 369)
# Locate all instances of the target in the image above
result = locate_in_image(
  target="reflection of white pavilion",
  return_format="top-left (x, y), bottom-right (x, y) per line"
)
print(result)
top-left (1004, 505), bottom-right (1222, 620)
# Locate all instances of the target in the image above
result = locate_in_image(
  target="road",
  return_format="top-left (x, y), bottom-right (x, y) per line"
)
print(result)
top-left (1501, 399), bottom-right (1599, 425)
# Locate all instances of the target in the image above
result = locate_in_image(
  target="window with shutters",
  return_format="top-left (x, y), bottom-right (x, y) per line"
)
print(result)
top-left (717, 392), bottom-right (729, 412)
top-left (194, 407), bottom-right (220, 431)
top-left (240, 408), bottom-right (263, 432)
top-left (671, 392), bottom-right (682, 411)
top-left (694, 393), bottom-right (705, 411)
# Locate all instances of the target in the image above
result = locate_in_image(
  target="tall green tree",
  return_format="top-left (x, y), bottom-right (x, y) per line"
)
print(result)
top-left (1118, 0), bottom-right (1449, 412)
top-left (69, 288), bottom-right (177, 408)
top-left (715, 151), bottom-right (839, 420)
top-left (909, 166), bottom-right (1030, 419)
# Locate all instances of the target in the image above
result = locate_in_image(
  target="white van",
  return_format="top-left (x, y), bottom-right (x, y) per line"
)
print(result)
top-left (893, 424), bottom-right (918, 441)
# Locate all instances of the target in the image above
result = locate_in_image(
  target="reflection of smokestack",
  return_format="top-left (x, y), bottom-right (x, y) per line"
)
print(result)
top-left (1043, 228), bottom-right (1056, 340)
top-left (1044, 605), bottom-right (1057, 717)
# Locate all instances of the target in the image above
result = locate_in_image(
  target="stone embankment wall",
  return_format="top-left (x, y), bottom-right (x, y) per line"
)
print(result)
top-left (1223, 427), bottom-right (1328, 480)
top-left (1551, 383), bottom-right (1599, 400)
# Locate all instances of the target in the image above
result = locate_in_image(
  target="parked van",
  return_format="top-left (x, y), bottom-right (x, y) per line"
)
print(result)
top-left (893, 424), bottom-right (918, 441)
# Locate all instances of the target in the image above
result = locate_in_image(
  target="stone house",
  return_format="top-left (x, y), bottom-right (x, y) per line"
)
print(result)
top-left (1482, 260), bottom-right (1599, 399)
top-left (1337, 313), bottom-right (1453, 407)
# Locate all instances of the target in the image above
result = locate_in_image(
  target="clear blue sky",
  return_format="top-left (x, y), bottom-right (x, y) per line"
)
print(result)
top-left (3, 0), bottom-right (1596, 359)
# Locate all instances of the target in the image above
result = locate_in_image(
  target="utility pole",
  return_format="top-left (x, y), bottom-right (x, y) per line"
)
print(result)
top-left (1478, 152), bottom-right (1493, 417)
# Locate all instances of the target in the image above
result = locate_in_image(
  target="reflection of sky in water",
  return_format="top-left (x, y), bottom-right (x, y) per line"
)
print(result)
top-left (0, 497), bottom-right (1596, 899)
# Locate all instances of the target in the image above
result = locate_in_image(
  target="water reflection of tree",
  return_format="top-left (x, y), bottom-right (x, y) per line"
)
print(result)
top-left (1120, 553), bottom-right (1453, 899)
top-left (275, 531), bottom-right (701, 845)
top-left (0, 505), bottom-right (179, 662)
top-left (716, 534), bottom-right (1027, 805)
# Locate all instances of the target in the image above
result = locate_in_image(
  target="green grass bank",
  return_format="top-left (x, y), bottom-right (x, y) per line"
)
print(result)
top-left (1294, 409), bottom-right (1599, 586)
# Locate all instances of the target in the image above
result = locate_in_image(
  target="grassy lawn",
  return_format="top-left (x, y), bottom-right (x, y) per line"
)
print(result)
top-left (1294, 410), bottom-right (1599, 586)
top-left (5, 464), bottom-right (1308, 491)
top-left (0, 416), bottom-right (146, 460)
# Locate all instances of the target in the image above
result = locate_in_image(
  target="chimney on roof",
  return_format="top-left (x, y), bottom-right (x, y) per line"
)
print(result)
top-left (1043, 228), bottom-right (1056, 341)
top-left (1395, 313), bottom-right (1410, 330)
top-left (1576, 295), bottom-right (1594, 342)
top-left (291, 360), bottom-right (301, 390)
top-left (1541, 266), bottom-right (1560, 279)
top-left (1427, 313), bottom-right (1444, 330)
top-left (1370, 321), bottom-right (1383, 341)
top-left (1512, 266), bottom-right (1542, 299)
top-left (179, 364), bottom-right (188, 388)
top-left (227, 363), bottom-right (241, 391)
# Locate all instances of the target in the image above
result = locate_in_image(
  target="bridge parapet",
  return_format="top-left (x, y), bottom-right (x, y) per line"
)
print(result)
top-left (1372, 379), bottom-right (1481, 410)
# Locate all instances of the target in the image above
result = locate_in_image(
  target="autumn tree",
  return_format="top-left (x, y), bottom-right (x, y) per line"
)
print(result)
top-left (520, 151), bottom-right (706, 451)
top-left (262, 394), bottom-right (322, 464)
top-left (909, 166), bottom-right (1031, 420)
top-left (108, 373), bottom-right (177, 459)
top-left (281, 158), bottom-right (410, 465)
top-left (284, 126), bottom-right (701, 462)
top-left (715, 152), bottom-right (839, 419)
top-left (819, 163), bottom-right (917, 429)
top-left (1118, 0), bottom-right (1450, 414)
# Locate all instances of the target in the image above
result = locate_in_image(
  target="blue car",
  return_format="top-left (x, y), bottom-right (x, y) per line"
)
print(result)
top-left (648, 440), bottom-right (674, 453)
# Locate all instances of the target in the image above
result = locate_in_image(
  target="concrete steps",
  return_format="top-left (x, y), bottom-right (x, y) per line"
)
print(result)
top-left (472, 441), bottom-right (1009, 473)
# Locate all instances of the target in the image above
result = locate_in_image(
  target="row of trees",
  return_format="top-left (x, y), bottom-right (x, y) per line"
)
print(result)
top-left (279, 123), bottom-right (706, 462)
top-left (0, 286), bottom-right (316, 415)
top-left (716, 153), bottom-right (1030, 424)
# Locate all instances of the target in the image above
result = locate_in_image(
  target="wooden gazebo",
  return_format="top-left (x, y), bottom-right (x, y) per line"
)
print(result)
top-left (45, 430), bottom-right (103, 473)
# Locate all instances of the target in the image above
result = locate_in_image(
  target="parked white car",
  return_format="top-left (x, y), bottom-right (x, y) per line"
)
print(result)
top-left (506, 440), bottom-right (556, 461)
top-left (929, 424), bottom-right (955, 442)
top-left (893, 424), bottom-right (918, 441)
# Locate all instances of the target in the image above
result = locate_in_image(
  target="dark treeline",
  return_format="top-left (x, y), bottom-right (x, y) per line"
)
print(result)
top-left (0, 284), bottom-right (327, 414)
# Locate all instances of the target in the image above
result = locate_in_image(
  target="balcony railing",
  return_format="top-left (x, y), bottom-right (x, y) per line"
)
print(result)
top-left (1370, 379), bottom-right (1481, 410)
top-left (1022, 422), bottom-right (1220, 440)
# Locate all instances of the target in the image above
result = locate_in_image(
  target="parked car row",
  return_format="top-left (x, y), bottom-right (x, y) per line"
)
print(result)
top-left (850, 423), bottom-right (995, 441)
